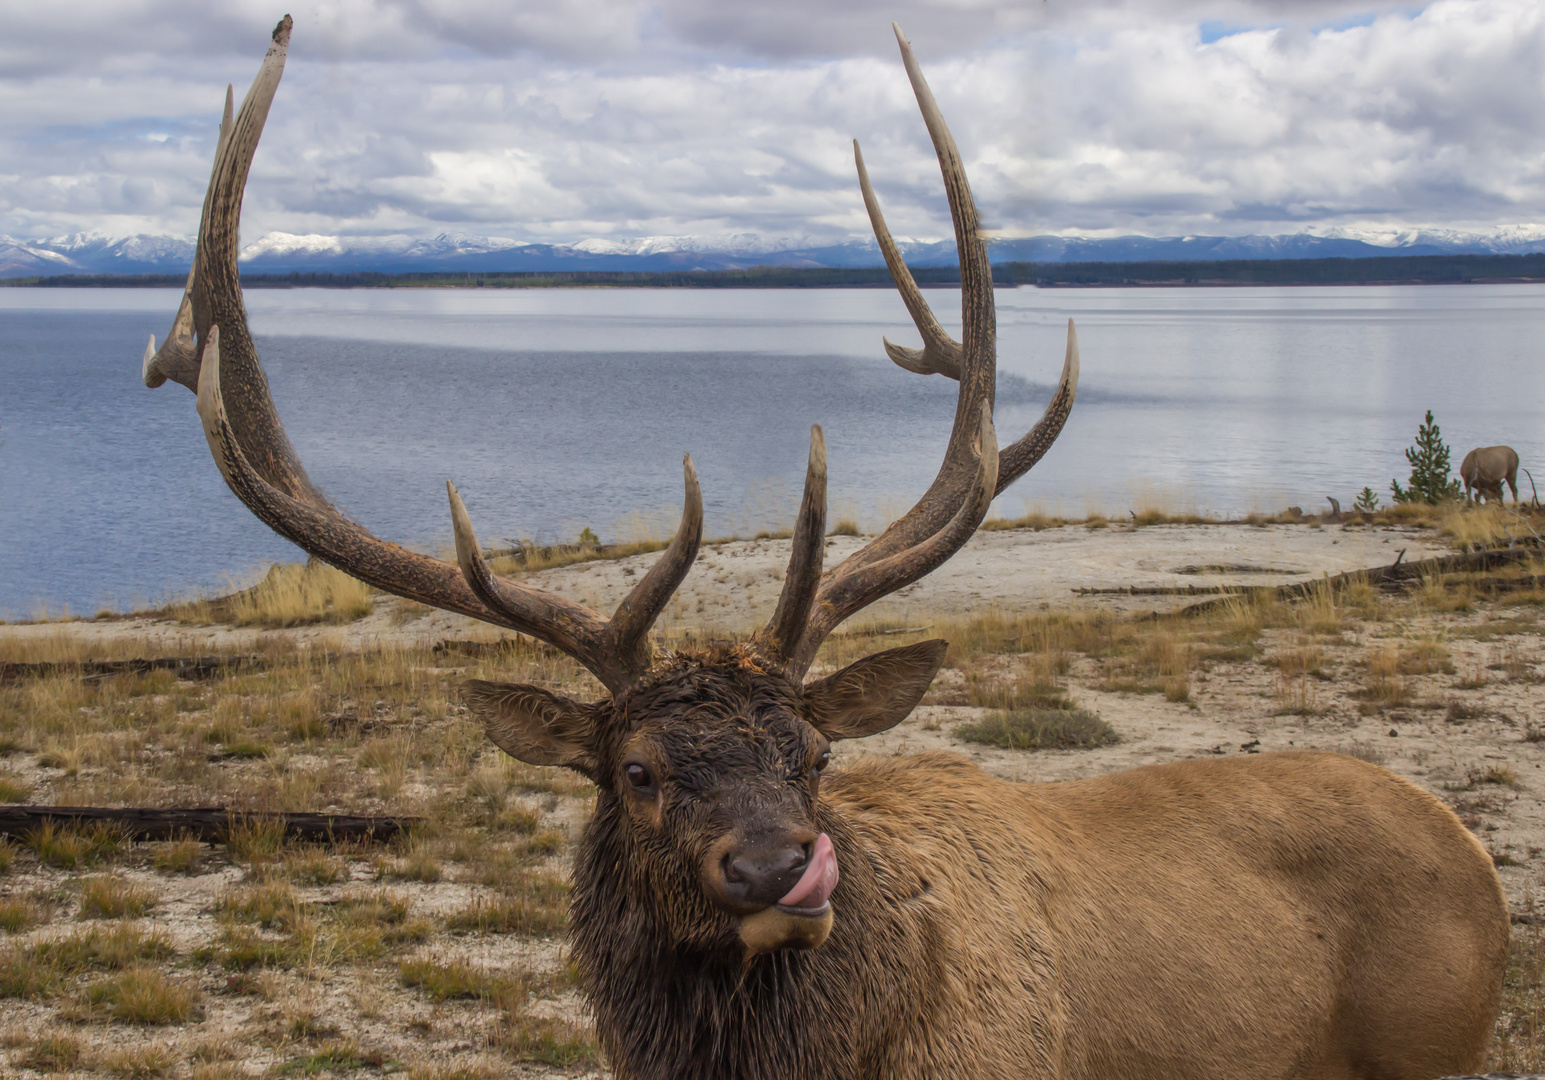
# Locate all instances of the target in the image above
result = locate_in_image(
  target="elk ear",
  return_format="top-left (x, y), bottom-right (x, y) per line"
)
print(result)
top-left (803, 639), bottom-right (948, 741)
top-left (464, 680), bottom-right (597, 776)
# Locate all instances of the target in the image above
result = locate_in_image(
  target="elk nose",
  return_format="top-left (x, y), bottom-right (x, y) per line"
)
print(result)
top-left (707, 839), bottom-right (811, 914)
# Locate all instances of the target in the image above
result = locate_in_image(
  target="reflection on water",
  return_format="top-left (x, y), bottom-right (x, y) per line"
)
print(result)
top-left (2, 284), bottom-right (1543, 616)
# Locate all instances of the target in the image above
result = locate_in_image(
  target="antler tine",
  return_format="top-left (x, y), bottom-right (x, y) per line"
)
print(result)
top-left (144, 85), bottom-right (232, 391)
top-left (777, 26), bottom-right (1006, 676)
top-left (601, 455), bottom-right (704, 681)
top-left (447, 456), bottom-right (702, 691)
top-left (842, 24), bottom-right (995, 568)
top-left (191, 18), bottom-right (323, 507)
top-left (791, 405), bottom-right (997, 675)
top-left (854, 141), bottom-right (961, 380)
top-left (996, 319), bottom-right (1079, 495)
top-left (195, 323), bottom-right (514, 628)
top-left (761, 426), bottom-right (827, 661)
top-left (448, 460), bottom-right (702, 692)
top-left (446, 482), bottom-right (614, 684)
top-left (162, 18), bottom-right (703, 696)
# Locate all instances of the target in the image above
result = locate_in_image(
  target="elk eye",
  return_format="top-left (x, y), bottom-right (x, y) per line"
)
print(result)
top-left (624, 763), bottom-right (654, 791)
top-left (813, 751), bottom-right (831, 774)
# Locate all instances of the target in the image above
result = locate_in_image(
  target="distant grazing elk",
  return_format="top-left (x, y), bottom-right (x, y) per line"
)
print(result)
top-left (145, 17), bottom-right (1508, 1079)
top-left (1461, 444), bottom-right (1520, 505)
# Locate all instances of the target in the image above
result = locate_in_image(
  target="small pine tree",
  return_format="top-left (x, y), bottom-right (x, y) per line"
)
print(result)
top-left (1391, 410), bottom-right (1461, 505)
top-left (1353, 487), bottom-right (1381, 513)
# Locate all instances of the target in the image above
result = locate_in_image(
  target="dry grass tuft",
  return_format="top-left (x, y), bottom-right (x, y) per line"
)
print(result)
top-left (17, 1030), bottom-right (83, 1071)
top-left (78, 875), bottom-right (158, 920)
top-left (446, 874), bottom-right (570, 937)
top-left (490, 1012), bottom-right (601, 1068)
top-left (275, 1040), bottom-right (393, 1076)
top-left (0, 924), bottom-right (176, 999)
top-left (375, 838), bottom-right (443, 883)
top-left (1491, 921), bottom-right (1545, 1071)
top-left (1273, 671), bottom-right (1322, 716)
top-left (1419, 572), bottom-right (1473, 614)
top-left (0, 896), bottom-right (50, 933)
top-left (178, 560), bottom-right (374, 628)
top-left (224, 816), bottom-right (288, 867)
top-left (1439, 503), bottom-right (1521, 549)
top-left (25, 821), bottom-right (130, 869)
top-left (97, 1041), bottom-right (181, 1076)
top-left (979, 509), bottom-right (1078, 532)
top-left (1357, 646), bottom-right (1411, 712)
top-left (1399, 638), bottom-right (1455, 675)
top-left (1296, 581), bottom-right (1346, 636)
top-left (399, 957), bottom-right (515, 1002)
top-left (407, 1060), bottom-right (502, 1080)
top-left (150, 838), bottom-right (204, 875)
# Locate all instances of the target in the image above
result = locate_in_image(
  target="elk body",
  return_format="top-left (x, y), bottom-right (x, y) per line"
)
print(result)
top-left (146, 18), bottom-right (1508, 1079)
top-left (1461, 445), bottom-right (1521, 504)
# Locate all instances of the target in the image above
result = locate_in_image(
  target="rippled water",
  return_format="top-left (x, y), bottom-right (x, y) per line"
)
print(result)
top-left (2, 283), bottom-right (1543, 617)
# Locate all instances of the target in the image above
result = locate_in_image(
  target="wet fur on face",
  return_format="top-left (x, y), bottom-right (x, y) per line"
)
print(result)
top-left (581, 650), bottom-right (827, 952)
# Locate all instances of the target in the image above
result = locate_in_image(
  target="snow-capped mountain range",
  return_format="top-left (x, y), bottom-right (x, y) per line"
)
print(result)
top-left (4, 225), bottom-right (1545, 279)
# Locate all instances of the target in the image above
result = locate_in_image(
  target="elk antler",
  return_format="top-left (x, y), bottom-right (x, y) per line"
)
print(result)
top-left (146, 16), bottom-right (702, 695)
top-left (763, 24), bottom-right (1080, 678)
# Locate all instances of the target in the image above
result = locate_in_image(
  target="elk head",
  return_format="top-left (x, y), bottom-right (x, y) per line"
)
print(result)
top-left (146, 16), bottom-right (1078, 958)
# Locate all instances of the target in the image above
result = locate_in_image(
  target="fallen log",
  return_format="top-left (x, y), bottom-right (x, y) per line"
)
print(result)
top-left (1076, 584), bottom-right (1245, 597)
top-left (0, 655), bottom-right (262, 685)
top-left (0, 805), bottom-right (419, 844)
top-left (1175, 544), bottom-right (1540, 616)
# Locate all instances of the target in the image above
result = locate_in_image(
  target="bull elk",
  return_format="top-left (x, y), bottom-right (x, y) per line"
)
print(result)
top-left (145, 17), bottom-right (1508, 1079)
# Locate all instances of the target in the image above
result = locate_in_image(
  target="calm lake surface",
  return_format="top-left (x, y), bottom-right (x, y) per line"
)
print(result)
top-left (2, 283), bottom-right (1543, 617)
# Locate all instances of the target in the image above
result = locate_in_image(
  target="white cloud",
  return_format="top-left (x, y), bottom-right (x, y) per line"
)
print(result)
top-left (0, 0), bottom-right (1541, 241)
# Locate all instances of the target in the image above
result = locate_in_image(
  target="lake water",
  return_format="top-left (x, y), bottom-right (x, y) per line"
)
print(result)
top-left (2, 283), bottom-right (1543, 618)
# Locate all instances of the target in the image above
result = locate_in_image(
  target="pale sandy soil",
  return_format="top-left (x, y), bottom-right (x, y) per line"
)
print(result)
top-left (3, 520), bottom-right (1538, 1079)
top-left (4, 520), bottom-right (1449, 652)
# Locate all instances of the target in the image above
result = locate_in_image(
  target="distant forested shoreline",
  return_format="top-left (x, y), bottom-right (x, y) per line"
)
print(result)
top-left (4, 252), bottom-right (1545, 289)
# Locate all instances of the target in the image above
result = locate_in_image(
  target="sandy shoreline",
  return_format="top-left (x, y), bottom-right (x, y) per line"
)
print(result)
top-left (2, 520), bottom-right (1450, 651)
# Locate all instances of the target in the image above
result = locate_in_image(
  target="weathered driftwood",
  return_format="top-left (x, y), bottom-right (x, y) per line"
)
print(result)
top-left (1076, 583), bottom-right (1253, 597)
top-left (0, 655), bottom-right (261, 685)
top-left (1173, 544), bottom-right (1539, 616)
top-left (0, 805), bottom-right (418, 843)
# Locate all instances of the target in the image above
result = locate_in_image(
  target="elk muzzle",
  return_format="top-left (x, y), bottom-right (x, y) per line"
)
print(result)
top-left (704, 831), bottom-right (840, 955)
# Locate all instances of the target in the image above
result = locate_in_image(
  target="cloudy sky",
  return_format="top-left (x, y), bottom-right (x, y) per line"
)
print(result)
top-left (1, 0), bottom-right (1542, 244)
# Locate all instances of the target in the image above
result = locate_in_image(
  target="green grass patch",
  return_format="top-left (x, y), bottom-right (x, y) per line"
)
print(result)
top-left (957, 708), bottom-right (1120, 751)
top-left (399, 958), bottom-right (523, 1003)
top-left (278, 1041), bottom-right (393, 1076)
top-left (492, 1014), bottom-right (601, 1068)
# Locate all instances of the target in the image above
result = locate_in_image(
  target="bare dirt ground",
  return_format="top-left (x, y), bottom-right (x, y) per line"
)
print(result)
top-left (2, 519), bottom-right (1541, 1078)
top-left (2, 521), bottom-right (1450, 651)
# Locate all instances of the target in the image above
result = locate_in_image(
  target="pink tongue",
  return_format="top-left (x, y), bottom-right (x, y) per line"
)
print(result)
top-left (778, 833), bottom-right (839, 910)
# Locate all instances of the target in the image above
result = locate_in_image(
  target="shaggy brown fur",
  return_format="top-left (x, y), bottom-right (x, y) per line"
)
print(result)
top-left (479, 653), bottom-right (1509, 1080)
top-left (163, 21), bottom-right (1508, 1078)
